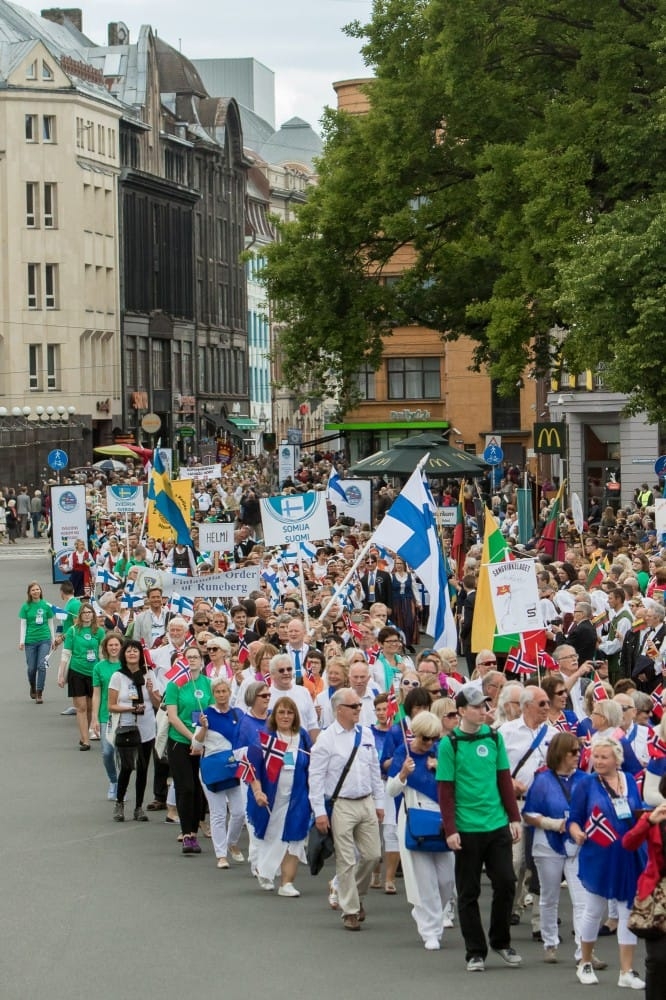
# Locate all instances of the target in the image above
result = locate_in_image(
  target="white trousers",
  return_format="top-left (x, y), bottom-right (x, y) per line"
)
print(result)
top-left (409, 850), bottom-right (456, 943)
top-left (578, 892), bottom-right (636, 947)
top-left (534, 850), bottom-right (586, 952)
top-left (202, 782), bottom-right (245, 860)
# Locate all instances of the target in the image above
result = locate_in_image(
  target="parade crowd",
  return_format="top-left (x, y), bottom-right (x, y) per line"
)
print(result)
top-left (12, 456), bottom-right (666, 996)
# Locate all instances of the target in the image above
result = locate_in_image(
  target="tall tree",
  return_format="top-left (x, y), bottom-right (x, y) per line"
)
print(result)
top-left (262, 0), bottom-right (666, 417)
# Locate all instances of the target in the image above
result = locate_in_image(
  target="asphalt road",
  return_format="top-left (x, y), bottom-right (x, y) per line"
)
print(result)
top-left (0, 543), bottom-right (644, 1000)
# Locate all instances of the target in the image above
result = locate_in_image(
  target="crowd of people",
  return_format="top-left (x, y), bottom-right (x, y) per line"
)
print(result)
top-left (11, 460), bottom-right (666, 994)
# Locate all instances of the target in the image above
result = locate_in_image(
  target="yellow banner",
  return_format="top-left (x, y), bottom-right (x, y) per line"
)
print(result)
top-left (147, 479), bottom-right (192, 541)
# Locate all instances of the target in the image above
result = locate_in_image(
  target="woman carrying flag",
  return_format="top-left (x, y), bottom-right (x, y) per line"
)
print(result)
top-left (568, 736), bottom-right (647, 988)
top-left (246, 696), bottom-right (312, 897)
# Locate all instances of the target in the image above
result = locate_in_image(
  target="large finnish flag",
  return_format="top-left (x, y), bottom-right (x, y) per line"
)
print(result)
top-left (327, 470), bottom-right (350, 505)
top-left (371, 455), bottom-right (456, 650)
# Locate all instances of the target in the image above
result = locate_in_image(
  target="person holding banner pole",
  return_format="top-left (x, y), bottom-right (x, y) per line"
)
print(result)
top-left (296, 549), bottom-right (311, 634)
top-left (317, 538), bottom-right (376, 626)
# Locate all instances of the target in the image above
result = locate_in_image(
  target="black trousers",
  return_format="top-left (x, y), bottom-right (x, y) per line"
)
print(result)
top-left (646, 934), bottom-right (666, 1000)
top-left (167, 739), bottom-right (205, 836)
top-left (454, 825), bottom-right (516, 960)
top-left (117, 739), bottom-right (154, 809)
top-left (152, 750), bottom-right (170, 802)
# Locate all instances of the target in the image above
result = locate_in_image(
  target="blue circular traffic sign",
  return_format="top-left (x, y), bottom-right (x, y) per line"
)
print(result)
top-left (47, 448), bottom-right (68, 470)
top-left (483, 444), bottom-right (504, 466)
top-left (655, 455), bottom-right (666, 477)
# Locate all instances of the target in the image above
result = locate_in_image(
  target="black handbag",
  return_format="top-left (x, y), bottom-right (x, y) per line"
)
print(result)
top-left (404, 807), bottom-right (448, 852)
top-left (115, 725), bottom-right (141, 749)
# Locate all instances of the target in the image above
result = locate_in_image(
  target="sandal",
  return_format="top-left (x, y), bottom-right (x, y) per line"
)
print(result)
top-left (384, 882), bottom-right (397, 894)
top-left (79, 741), bottom-right (91, 751)
top-left (370, 872), bottom-right (383, 889)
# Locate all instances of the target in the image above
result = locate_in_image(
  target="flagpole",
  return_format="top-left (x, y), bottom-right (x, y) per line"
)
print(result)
top-left (317, 537), bottom-right (376, 624)
top-left (297, 548), bottom-right (311, 634)
top-left (138, 488), bottom-right (150, 544)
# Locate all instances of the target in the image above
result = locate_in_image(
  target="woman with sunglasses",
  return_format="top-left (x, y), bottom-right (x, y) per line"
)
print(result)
top-left (387, 711), bottom-right (455, 950)
top-left (542, 672), bottom-right (578, 733)
top-left (523, 731), bottom-right (592, 965)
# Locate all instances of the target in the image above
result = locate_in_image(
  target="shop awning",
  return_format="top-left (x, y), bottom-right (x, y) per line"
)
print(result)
top-left (228, 416), bottom-right (259, 430)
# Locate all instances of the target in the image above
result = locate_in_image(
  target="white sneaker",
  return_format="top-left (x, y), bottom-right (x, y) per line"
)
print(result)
top-left (328, 879), bottom-right (339, 910)
top-left (257, 876), bottom-right (274, 891)
top-left (107, 782), bottom-right (117, 801)
top-left (617, 970), bottom-right (645, 990)
top-left (576, 962), bottom-right (599, 986)
top-left (424, 938), bottom-right (440, 951)
top-left (229, 847), bottom-right (245, 863)
top-left (277, 882), bottom-right (300, 897)
top-left (523, 893), bottom-right (534, 906)
top-left (442, 900), bottom-right (455, 928)
top-left (88, 728), bottom-right (100, 741)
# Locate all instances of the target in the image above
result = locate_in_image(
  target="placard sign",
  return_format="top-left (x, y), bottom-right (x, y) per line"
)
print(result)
top-left (260, 491), bottom-right (330, 546)
top-left (50, 484), bottom-right (88, 584)
top-left (106, 484), bottom-right (145, 514)
top-left (196, 522), bottom-right (234, 552)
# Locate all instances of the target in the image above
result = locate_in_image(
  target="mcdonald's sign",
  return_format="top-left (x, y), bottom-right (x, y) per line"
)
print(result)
top-left (534, 422), bottom-right (566, 455)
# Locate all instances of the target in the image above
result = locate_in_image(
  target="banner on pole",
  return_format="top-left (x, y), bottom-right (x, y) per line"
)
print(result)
top-left (106, 484), bottom-right (145, 514)
top-left (486, 559), bottom-right (543, 635)
top-left (147, 479), bottom-right (192, 541)
top-left (260, 491), bottom-right (330, 547)
top-left (134, 566), bottom-right (260, 599)
top-left (179, 464), bottom-right (222, 480)
top-left (50, 484), bottom-right (89, 584)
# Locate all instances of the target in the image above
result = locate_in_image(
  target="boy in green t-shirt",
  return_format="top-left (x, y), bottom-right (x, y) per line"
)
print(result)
top-left (436, 683), bottom-right (522, 973)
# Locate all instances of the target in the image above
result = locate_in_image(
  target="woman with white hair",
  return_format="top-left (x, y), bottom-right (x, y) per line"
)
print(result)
top-left (387, 711), bottom-right (455, 950)
top-left (586, 699), bottom-right (642, 775)
top-left (568, 736), bottom-right (647, 988)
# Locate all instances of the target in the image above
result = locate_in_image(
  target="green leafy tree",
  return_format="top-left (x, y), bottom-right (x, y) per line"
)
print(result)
top-left (262, 0), bottom-right (666, 416)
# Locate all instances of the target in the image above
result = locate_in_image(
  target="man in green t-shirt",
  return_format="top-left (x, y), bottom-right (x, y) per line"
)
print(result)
top-left (436, 683), bottom-right (522, 973)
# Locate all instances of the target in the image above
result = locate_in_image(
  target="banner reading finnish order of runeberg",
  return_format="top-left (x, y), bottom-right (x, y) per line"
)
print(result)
top-left (260, 491), bottom-right (330, 547)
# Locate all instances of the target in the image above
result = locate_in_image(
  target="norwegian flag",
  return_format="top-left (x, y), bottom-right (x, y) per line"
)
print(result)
top-left (404, 726), bottom-right (414, 747)
top-left (303, 659), bottom-right (315, 682)
top-left (164, 658), bottom-right (191, 687)
top-left (235, 755), bottom-right (257, 784)
top-left (343, 613), bottom-right (364, 643)
top-left (538, 650), bottom-right (558, 672)
top-left (552, 713), bottom-right (573, 733)
top-left (506, 646), bottom-right (537, 675)
top-left (139, 639), bottom-right (155, 670)
top-left (366, 645), bottom-right (379, 666)
top-left (183, 633), bottom-right (196, 649)
top-left (592, 671), bottom-right (609, 701)
top-left (648, 729), bottom-right (666, 759)
top-left (385, 685), bottom-right (399, 724)
top-left (584, 806), bottom-right (618, 847)
top-left (259, 731), bottom-right (289, 782)
top-left (237, 632), bottom-right (250, 664)
top-left (651, 683), bottom-right (664, 722)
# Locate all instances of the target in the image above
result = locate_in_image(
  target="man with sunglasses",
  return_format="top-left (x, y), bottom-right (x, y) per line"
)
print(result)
top-left (360, 555), bottom-right (392, 613)
top-left (500, 687), bottom-right (558, 938)
top-left (309, 687), bottom-right (384, 931)
top-left (267, 653), bottom-right (319, 742)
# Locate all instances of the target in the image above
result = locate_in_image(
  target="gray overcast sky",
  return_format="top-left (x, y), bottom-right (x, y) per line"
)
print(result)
top-left (80, 0), bottom-right (374, 131)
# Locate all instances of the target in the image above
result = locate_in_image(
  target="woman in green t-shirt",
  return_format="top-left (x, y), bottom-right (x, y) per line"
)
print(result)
top-left (18, 581), bottom-right (55, 704)
top-left (91, 632), bottom-right (123, 799)
top-left (58, 603), bottom-right (105, 750)
top-left (165, 646), bottom-right (213, 854)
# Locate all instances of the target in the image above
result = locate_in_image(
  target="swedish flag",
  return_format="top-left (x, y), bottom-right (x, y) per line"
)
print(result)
top-left (149, 449), bottom-right (192, 546)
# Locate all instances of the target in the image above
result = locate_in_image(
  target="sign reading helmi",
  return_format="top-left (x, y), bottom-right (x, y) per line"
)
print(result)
top-left (260, 491), bottom-right (330, 547)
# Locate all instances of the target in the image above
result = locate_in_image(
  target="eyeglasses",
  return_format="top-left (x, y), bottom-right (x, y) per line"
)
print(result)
top-left (257, 693), bottom-right (271, 698)
top-left (276, 668), bottom-right (293, 675)
top-left (620, 705), bottom-right (634, 712)
top-left (479, 660), bottom-right (497, 666)
top-left (554, 690), bottom-right (567, 696)
top-left (401, 679), bottom-right (420, 687)
top-left (534, 700), bottom-right (549, 707)
top-left (341, 702), bottom-right (362, 709)
top-left (445, 711), bottom-right (459, 719)
top-left (419, 736), bottom-right (436, 743)
top-left (558, 654), bottom-right (578, 660)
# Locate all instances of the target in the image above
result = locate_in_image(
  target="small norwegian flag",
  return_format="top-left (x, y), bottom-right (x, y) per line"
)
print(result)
top-left (552, 713), bottom-right (573, 733)
top-left (342, 613), bottom-right (364, 643)
top-left (139, 639), bottom-right (155, 670)
top-left (385, 685), bottom-right (399, 724)
top-left (165, 658), bottom-right (191, 687)
top-left (505, 646), bottom-right (537, 676)
top-left (648, 729), bottom-right (666, 759)
top-left (304, 660), bottom-right (315, 682)
top-left (259, 731), bottom-right (289, 782)
top-left (651, 683), bottom-right (664, 722)
top-left (237, 632), bottom-right (250, 664)
top-left (538, 650), bottom-right (558, 672)
top-left (366, 645), bottom-right (379, 666)
top-left (592, 672), bottom-right (609, 701)
top-left (584, 805), bottom-right (618, 847)
top-left (235, 756), bottom-right (257, 784)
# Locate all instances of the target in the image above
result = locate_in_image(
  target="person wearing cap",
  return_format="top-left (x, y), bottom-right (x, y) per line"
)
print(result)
top-left (436, 682), bottom-right (522, 972)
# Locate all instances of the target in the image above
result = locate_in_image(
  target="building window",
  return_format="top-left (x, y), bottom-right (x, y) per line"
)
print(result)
top-left (42, 115), bottom-right (56, 142)
top-left (125, 344), bottom-right (137, 387)
top-left (97, 124), bottom-right (105, 155)
top-left (26, 182), bottom-right (38, 227)
top-left (182, 341), bottom-right (193, 393)
top-left (43, 183), bottom-right (56, 228)
top-left (47, 344), bottom-right (59, 390)
top-left (42, 61), bottom-right (54, 81)
top-left (25, 114), bottom-right (38, 141)
top-left (76, 117), bottom-right (84, 149)
top-left (45, 264), bottom-right (58, 309)
top-left (387, 356), bottom-right (440, 399)
top-left (152, 339), bottom-right (170, 390)
top-left (356, 363), bottom-right (376, 400)
top-left (108, 128), bottom-right (116, 158)
top-left (28, 345), bottom-right (41, 390)
top-left (86, 121), bottom-right (94, 151)
top-left (491, 381), bottom-right (521, 430)
top-left (26, 60), bottom-right (37, 80)
top-left (27, 264), bottom-right (40, 308)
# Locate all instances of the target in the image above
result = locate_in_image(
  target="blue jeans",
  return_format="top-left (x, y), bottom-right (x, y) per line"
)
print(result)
top-left (99, 721), bottom-right (118, 784)
top-left (25, 640), bottom-right (51, 693)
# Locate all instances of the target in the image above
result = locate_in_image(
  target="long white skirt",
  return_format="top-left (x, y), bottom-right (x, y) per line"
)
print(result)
top-left (254, 768), bottom-right (306, 880)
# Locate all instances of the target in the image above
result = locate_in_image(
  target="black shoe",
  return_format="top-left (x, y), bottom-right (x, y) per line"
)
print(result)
top-left (510, 913), bottom-right (520, 926)
top-left (532, 931), bottom-right (543, 942)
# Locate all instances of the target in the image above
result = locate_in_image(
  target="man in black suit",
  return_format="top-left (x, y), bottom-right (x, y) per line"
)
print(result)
top-left (360, 554), bottom-right (393, 613)
top-left (555, 601), bottom-right (598, 663)
top-left (625, 600), bottom-right (666, 693)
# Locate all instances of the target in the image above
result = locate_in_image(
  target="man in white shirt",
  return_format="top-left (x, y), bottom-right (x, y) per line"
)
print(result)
top-left (150, 617), bottom-right (191, 690)
top-left (131, 587), bottom-right (171, 648)
top-left (348, 662), bottom-right (380, 727)
top-left (552, 644), bottom-right (591, 720)
top-left (267, 653), bottom-right (319, 741)
top-left (309, 688), bottom-right (384, 931)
